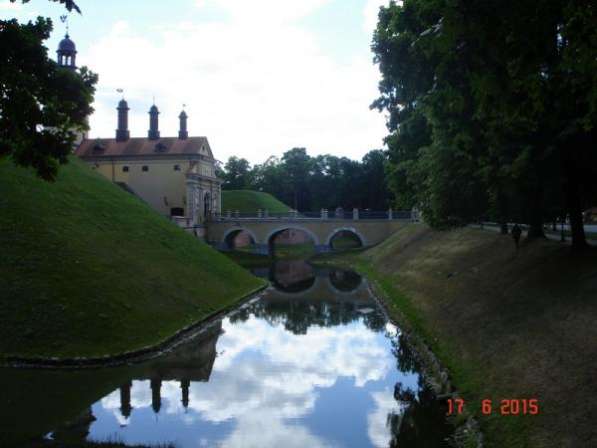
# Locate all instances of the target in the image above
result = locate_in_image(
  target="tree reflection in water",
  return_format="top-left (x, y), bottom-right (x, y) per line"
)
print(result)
top-left (386, 334), bottom-right (453, 447)
top-left (387, 380), bottom-right (452, 447)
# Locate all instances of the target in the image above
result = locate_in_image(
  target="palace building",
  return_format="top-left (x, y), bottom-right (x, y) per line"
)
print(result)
top-left (60, 33), bottom-right (222, 228)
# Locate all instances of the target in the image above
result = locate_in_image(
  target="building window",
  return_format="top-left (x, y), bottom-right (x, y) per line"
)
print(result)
top-left (171, 207), bottom-right (184, 217)
top-left (122, 166), bottom-right (129, 172)
top-left (142, 166), bottom-right (149, 172)
top-left (174, 164), bottom-right (180, 171)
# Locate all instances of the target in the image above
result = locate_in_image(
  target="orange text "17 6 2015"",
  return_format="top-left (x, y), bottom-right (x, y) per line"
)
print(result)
top-left (446, 398), bottom-right (540, 416)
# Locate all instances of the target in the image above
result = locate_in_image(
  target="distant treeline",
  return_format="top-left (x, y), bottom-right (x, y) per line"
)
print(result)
top-left (371, 0), bottom-right (596, 249)
top-left (219, 148), bottom-right (392, 212)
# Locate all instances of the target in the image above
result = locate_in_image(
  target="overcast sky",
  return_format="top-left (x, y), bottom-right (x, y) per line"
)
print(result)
top-left (3, 0), bottom-right (390, 164)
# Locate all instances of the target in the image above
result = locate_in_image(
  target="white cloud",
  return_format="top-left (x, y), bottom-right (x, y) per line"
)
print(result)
top-left (83, 3), bottom-right (387, 164)
top-left (367, 389), bottom-right (403, 447)
top-left (0, 0), bottom-right (21, 11)
top-left (90, 312), bottom-right (403, 448)
top-left (198, 0), bottom-right (331, 24)
top-left (222, 415), bottom-right (337, 448)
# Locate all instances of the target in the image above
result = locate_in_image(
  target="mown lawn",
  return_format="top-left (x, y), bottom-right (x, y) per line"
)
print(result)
top-left (0, 158), bottom-right (265, 359)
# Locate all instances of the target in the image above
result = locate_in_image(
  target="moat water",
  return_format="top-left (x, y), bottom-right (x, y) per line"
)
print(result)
top-left (0, 259), bottom-right (452, 447)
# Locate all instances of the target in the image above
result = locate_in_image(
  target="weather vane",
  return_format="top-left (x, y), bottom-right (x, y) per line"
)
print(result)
top-left (60, 15), bottom-right (69, 35)
top-left (116, 88), bottom-right (124, 99)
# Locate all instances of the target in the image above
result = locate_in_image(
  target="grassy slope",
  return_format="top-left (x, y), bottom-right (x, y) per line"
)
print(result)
top-left (0, 158), bottom-right (264, 359)
top-left (222, 190), bottom-right (291, 214)
top-left (319, 225), bottom-right (597, 447)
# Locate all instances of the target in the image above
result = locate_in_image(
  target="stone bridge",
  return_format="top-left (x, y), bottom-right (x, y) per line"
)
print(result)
top-left (206, 212), bottom-right (412, 255)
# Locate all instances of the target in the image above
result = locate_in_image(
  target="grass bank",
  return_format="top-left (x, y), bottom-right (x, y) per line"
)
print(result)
top-left (0, 158), bottom-right (265, 360)
top-left (222, 190), bottom-right (291, 214)
top-left (314, 225), bottom-right (597, 447)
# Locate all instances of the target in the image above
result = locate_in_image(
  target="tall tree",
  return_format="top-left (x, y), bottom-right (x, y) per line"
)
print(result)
top-left (281, 148), bottom-right (312, 210)
top-left (2, 0), bottom-right (97, 180)
top-left (371, 0), bottom-right (596, 248)
top-left (250, 156), bottom-right (290, 203)
top-left (222, 156), bottom-right (252, 190)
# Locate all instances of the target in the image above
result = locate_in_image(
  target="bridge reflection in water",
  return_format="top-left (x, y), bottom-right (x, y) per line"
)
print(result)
top-left (249, 259), bottom-right (366, 297)
top-left (0, 260), bottom-right (452, 448)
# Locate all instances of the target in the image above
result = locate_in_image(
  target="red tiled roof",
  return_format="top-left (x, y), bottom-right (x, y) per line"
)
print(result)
top-left (75, 137), bottom-right (213, 159)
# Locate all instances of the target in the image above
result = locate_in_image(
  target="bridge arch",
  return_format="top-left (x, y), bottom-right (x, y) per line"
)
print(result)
top-left (265, 226), bottom-right (321, 252)
top-left (325, 227), bottom-right (367, 248)
top-left (222, 227), bottom-right (259, 250)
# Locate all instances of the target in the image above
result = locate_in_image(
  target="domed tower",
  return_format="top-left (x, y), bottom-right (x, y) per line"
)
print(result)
top-left (57, 33), bottom-right (77, 70)
top-left (57, 31), bottom-right (87, 145)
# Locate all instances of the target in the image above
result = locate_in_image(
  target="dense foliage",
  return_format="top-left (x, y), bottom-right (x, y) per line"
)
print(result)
top-left (2, 0), bottom-right (96, 180)
top-left (372, 0), bottom-right (597, 249)
top-left (221, 148), bottom-right (393, 212)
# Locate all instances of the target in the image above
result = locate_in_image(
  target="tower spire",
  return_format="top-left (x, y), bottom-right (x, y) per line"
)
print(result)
top-left (148, 102), bottom-right (160, 140)
top-left (178, 104), bottom-right (188, 140)
top-left (116, 92), bottom-right (130, 142)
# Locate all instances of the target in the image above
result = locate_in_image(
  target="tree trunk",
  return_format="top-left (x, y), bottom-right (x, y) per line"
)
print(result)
top-left (566, 172), bottom-right (588, 251)
top-left (527, 187), bottom-right (546, 239)
top-left (497, 186), bottom-right (509, 235)
top-left (500, 222), bottom-right (508, 235)
top-left (562, 138), bottom-right (588, 251)
top-left (527, 216), bottom-right (545, 239)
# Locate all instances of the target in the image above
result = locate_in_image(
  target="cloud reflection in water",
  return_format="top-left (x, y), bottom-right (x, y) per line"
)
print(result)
top-left (89, 297), bottom-right (420, 448)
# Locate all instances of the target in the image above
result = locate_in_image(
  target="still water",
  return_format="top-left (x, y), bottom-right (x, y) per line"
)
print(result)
top-left (1, 260), bottom-right (452, 447)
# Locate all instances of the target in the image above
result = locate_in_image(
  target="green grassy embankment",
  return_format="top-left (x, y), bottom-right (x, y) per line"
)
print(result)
top-left (222, 190), bottom-right (291, 214)
top-left (314, 225), bottom-right (597, 448)
top-left (0, 158), bottom-right (265, 360)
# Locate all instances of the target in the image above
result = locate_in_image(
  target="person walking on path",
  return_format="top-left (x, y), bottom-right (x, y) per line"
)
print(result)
top-left (511, 224), bottom-right (522, 249)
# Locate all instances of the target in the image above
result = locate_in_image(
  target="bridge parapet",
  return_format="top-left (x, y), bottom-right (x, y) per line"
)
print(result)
top-left (212, 209), bottom-right (413, 222)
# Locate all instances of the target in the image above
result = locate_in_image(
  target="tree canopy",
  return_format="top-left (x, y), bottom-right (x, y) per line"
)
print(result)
top-left (220, 148), bottom-right (393, 212)
top-left (2, 0), bottom-right (96, 180)
top-left (372, 0), bottom-right (597, 249)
